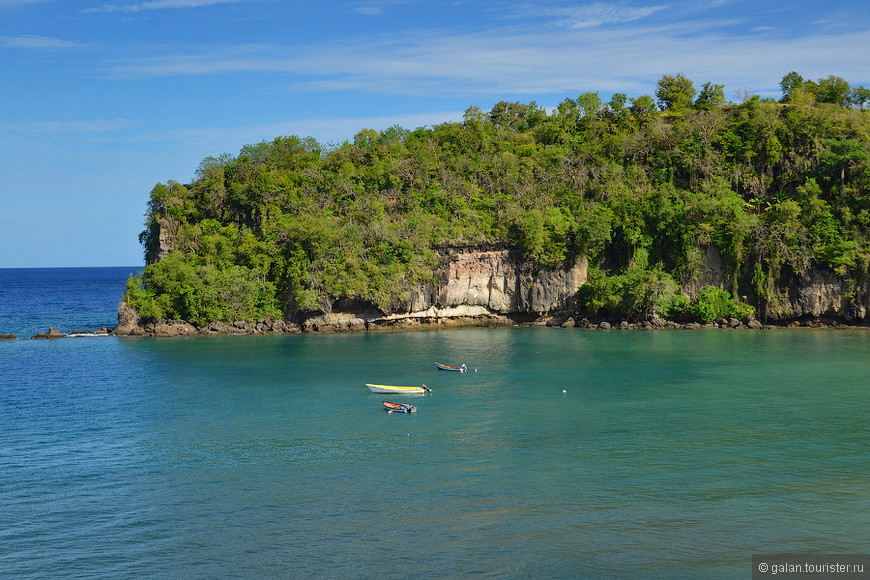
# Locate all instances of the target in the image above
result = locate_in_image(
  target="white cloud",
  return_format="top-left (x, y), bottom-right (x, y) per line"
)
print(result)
top-left (0, 34), bottom-right (79, 48)
top-left (352, 5), bottom-right (385, 16)
top-left (1, 119), bottom-right (131, 133)
top-left (350, 0), bottom-right (412, 17)
top-left (353, 4), bottom-right (385, 16)
top-left (85, 0), bottom-right (239, 14)
top-left (547, 2), bottom-right (668, 29)
top-left (0, 0), bottom-right (51, 6)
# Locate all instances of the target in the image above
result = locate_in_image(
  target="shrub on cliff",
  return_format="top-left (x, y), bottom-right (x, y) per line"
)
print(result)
top-left (124, 255), bottom-right (281, 325)
top-left (576, 273), bottom-right (755, 324)
top-left (575, 266), bottom-right (684, 320)
top-left (682, 285), bottom-right (755, 323)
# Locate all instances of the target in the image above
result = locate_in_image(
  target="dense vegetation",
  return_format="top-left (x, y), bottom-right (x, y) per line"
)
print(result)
top-left (125, 73), bottom-right (870, 325)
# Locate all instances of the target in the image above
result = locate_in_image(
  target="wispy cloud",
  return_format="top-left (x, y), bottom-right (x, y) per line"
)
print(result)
top-left (0, 34), bottom-right (80, 48)
top-left (1, 119), bottom-right (131, 133)
top-left (85, 0), bottom-right (240, 14)
top-left (353, 5), bottom-right (385, 16)
top-left (349, 0), bottom-right (412, 17)
top-left (0, 0), bottom-right (51, 7)
top-left (545, 2), bottom-right (668, 29)
top-left (97, 19), bottom-right (870, 101)
top-left (103, 44), bottom-right (280, 77)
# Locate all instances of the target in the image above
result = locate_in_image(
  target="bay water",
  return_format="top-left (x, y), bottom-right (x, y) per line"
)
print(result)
top-left (1, 268), bottom-right (869, 578)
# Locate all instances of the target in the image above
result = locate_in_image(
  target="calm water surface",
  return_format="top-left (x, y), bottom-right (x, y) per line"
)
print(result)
top-left (1, 268), bottom-right (869, 578)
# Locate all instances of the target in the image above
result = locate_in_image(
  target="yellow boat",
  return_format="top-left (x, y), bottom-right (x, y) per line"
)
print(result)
top-left (366, 383), bottom-right (431, 394)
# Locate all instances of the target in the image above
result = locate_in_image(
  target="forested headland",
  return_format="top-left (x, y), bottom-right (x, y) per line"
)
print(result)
top-left (123, 72), bottom-right (870, 329)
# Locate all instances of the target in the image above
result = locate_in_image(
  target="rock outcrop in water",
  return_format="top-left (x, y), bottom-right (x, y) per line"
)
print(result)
top-left (31, 327), bottom-right (67, 339)
top-left (26, 327), bottom-right (113, 339)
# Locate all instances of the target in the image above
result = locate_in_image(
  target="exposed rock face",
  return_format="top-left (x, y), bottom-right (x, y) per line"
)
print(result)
top-left (143, 319), bottom-right (199, 337)
top-left (770, 262), bottom-right (868, 321)
top-left (144, 217), bottom-right (177, 264)
top-left (71, 327), bottom-right (110, 336)
top-left (113, 301), bottom-right (143, 335)
top-left (681, 246), bottom-right (728, 300)
top-left (436, 248), bottom-right (587, 314)
top-left (415, 248), bottom-right (583, 318)
top-left (295, 248), bottom-right (587, 333)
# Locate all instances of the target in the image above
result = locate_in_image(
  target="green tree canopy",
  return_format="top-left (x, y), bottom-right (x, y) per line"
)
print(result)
top-left (656, 73), bottom-right (697, 111)
top-left (695, 82), bottom-right (726, 110)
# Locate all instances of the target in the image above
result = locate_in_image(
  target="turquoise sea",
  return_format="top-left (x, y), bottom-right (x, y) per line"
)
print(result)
top-left (1, 268), bottom-right (869, 578)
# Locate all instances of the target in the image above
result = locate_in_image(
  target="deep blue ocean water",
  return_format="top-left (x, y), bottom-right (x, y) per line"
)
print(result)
top-left (1, 268), bottom-right (869, 578)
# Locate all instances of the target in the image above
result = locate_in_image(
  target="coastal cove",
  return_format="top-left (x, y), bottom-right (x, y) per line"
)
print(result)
top-left (2, 267), bottom-right (870, 578)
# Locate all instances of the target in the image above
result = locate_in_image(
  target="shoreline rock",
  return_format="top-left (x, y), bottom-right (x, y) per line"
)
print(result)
top-left (9, 313), bottom-right (867, 342)
top-left (31, 327), bottom-right (67, 339)
top-left (70, 327), bottom-right (111, 336)
top-left (21, 326), bottom-right (113, 340)
top-left (11, 313), bottom-right (867, 342)
top-left (109, 311), bottom-right (869, 337)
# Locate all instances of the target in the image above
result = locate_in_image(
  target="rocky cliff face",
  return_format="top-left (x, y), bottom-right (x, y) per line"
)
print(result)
top-left (769, 262), bottom-right (868, 321)
top-left (303, 247), bottom-right (588, 332)
top-left (439, 247), bottom-right (587, 314)
top-left (681, 246), bottom-right (729, 299)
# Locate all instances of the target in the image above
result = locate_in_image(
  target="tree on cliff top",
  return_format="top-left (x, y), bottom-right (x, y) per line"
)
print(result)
top-left (656, 73), bottom-right (697, 111)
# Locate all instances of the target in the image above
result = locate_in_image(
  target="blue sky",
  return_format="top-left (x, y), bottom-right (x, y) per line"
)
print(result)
top-left (1, 0), bottom-right (868, 267)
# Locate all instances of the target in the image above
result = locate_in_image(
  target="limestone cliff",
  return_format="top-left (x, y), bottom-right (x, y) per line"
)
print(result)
top-left (302, 247), bottom-right (588, 332)
top-left (767, 262), bottom-right (868, 321)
